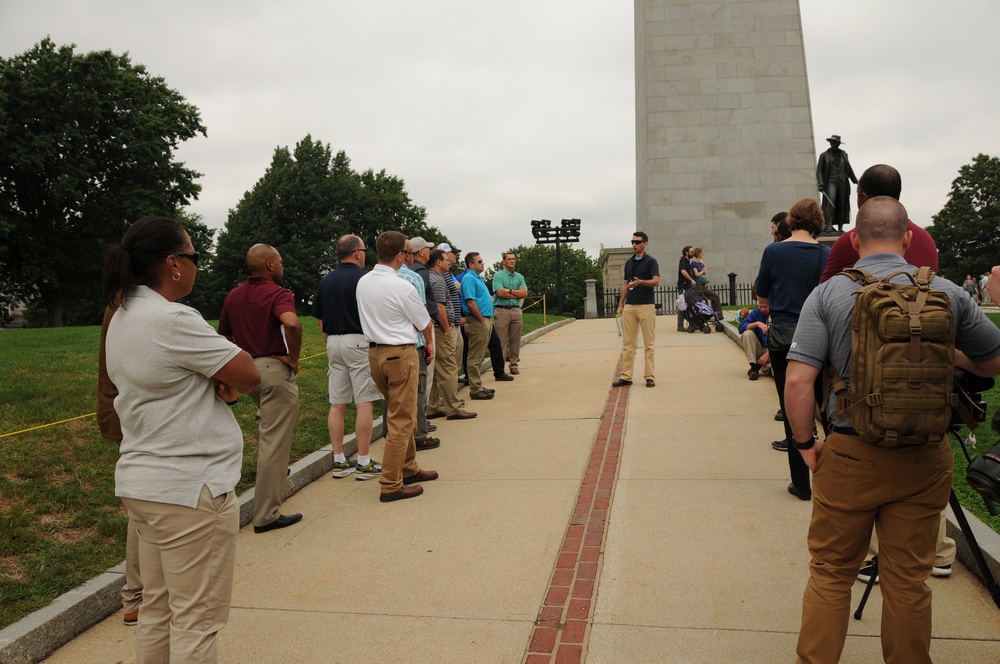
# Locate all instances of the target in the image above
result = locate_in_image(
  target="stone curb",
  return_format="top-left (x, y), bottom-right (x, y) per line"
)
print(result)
top-left (720, 310), bottom-right (1000, 587)
top-left (0, 319), bottom-right (570, 664)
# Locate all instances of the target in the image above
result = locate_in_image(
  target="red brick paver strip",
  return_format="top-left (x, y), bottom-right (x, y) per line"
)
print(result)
top-left (522, 377), bottom-right (629, 663)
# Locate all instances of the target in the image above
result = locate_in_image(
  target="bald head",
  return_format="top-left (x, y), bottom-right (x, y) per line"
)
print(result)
top-left (852, 196), bottom-right (911, 258)
top-left (857, 164), bottom-right (902, 207)
top-left (246, 244), bottom-right (283, 282)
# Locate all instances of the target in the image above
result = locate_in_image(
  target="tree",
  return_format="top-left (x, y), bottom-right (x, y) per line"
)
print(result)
top-left (928, 154), bottom-right (1000, 282)
top-left (210, 135), bottom-right (438, 316)
top-left (487, 244), bottom-right (601, 319)
top-left (0, 38), bottom-right (205, 326)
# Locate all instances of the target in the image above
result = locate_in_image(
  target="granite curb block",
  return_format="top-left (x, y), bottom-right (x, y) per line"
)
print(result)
top-left (720, 310), bottom-right (1000, 586)
top-left (0, 320), bottom-right (569, 664)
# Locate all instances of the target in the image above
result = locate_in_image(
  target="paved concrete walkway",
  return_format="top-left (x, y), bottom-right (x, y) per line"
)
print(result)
top-left (41, 318), bottom-right (1000, 662)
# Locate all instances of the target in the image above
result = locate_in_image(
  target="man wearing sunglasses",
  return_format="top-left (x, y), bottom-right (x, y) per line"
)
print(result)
top-left (613, 232), bottom-right (660, 388)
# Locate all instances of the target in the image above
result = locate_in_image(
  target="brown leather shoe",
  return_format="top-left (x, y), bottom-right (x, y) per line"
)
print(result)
top-left (123, 611), bottom-right (138, 626)
top-left (446, 410), bottom-right (477, 420)
top-left (495, 373), bottom-right (515, 381)
top-left (510, 367), bottom-right (519, 375)
top-left (403, 469), bottom-right (439, 485)
top-left (611, 378), bottom-right (632, 387)
top-left (415, 437), bottom-right (441, 451)
top-left (380, 484), bottom-right (424, 502)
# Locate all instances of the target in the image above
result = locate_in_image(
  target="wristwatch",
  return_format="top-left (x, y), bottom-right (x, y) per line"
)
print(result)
top-left (793, 437), bottom-right (816, 450)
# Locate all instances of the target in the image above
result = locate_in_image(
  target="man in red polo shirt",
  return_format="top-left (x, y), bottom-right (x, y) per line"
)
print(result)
top-left (218, 244), bottom-right (303, 533)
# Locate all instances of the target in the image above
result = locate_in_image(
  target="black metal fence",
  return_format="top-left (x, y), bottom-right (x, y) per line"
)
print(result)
top-left (600, 274), bottom-right (756, 317)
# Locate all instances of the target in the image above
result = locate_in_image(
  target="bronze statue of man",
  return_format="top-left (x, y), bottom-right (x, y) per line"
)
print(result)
top-left (816, 135), bottom-right (858, 233)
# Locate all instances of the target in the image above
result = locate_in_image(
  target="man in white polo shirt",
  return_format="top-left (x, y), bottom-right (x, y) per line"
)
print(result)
top-left (356, 231), bottom-right (438, 502)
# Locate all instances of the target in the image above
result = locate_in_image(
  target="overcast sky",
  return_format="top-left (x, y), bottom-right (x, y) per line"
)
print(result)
top-left (2, 1), bottom-right (999, 266)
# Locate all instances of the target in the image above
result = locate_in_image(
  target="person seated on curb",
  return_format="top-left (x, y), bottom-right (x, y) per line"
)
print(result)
top-left (738, 301), bottom-right (771, 380)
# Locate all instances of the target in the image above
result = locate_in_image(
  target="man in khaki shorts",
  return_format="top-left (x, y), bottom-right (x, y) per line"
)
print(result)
top-left (313, 235), bottom-right (384, 481)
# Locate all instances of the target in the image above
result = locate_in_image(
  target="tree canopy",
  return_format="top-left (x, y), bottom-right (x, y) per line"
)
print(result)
top-left (208, 135), bottom-right (437, 316)
top-left (0, 38), bottom-right (205, 326)
top-left (487, 244), bottom-right (601, 318)
top-left (928, 153), bottom-right (1000, 282)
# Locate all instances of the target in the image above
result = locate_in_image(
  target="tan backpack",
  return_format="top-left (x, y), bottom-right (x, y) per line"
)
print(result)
top-left (831, 267), bottom-right (963, 446)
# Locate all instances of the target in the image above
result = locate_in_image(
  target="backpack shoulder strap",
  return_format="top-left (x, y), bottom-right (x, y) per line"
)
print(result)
top-left (838, 268), bottom-right (877, 285)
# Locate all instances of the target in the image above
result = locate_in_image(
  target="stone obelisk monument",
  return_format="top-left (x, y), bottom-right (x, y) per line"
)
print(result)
top-left (635, 0), bottom-right (817, 284)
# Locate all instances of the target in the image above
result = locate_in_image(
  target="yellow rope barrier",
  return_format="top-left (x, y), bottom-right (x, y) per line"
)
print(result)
top-left (0, 413), bottom-right (96, 439)
top-left (0, 351), bottom-right (330, 440)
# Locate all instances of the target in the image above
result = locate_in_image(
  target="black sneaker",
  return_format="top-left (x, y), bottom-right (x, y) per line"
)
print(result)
top-left (858, 560), bottom-right (879, 584)
top-left (774, 409), bottom-right (785, 421)
top-left (771, 439), bottom-right (789, 451)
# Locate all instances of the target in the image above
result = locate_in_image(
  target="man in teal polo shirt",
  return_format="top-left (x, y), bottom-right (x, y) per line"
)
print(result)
top-left (492, 252), bottom-right (528, 375)
top-left (462, 251), bottom-right (495, 400)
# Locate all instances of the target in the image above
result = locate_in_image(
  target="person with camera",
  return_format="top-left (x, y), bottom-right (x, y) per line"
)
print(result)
top-left (784, 197), bottom-right (1000, 663)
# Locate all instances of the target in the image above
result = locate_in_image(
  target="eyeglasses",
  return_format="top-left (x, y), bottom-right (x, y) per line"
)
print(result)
top-left (475, 259), bottom-right (484, 264)
top-left (631, 239), bottom-right (645, 245)
top-left (175, 252), bottom-right (200, 268)
top-left (404, 251), bottom-right (414, 256)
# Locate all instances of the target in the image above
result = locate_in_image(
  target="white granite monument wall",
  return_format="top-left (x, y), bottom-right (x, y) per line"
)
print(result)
top-left (635, 0), bottom-right (817, 285)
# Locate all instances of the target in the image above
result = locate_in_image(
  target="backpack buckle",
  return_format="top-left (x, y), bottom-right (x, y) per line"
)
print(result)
top-left (865, 393), bottom-right (883, 407)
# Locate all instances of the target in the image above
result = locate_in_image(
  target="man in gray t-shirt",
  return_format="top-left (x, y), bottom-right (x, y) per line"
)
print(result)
top-left (784, 197), bottom-right (1000, 662)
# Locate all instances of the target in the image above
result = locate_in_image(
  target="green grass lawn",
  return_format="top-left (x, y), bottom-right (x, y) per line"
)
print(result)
top-left (0, 311), bottom-right (560, 629)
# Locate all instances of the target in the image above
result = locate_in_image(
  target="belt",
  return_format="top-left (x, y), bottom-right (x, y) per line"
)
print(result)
top-left (495, 305), bottom-right (520, 309)
top-left (368, 342), bottom-right (414, 348)
top-left (832, 426), bottom-right (859, 436)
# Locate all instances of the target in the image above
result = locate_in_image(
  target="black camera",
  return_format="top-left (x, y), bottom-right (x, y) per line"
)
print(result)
top-left (964, 370), bottom-right (1000, 503)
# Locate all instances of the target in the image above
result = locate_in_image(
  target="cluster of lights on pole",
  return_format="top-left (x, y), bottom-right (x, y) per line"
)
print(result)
top-left (530, 218), bottom-right (581, 314)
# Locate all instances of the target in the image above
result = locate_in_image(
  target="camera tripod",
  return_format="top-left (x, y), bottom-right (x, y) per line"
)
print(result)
top-left (854, 427), bottom-right (1000, 620)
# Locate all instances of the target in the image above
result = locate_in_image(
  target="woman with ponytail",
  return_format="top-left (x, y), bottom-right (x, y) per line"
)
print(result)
top-left (102, 216), bottom-right (259, 663)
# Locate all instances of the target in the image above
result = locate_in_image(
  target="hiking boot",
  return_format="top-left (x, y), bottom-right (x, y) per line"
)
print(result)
top-left (331, 459), bottom-right (357, 479)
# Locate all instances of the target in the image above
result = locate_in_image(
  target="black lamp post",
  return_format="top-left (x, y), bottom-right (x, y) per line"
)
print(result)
top-left (530, 218), bottom-right (581, 314)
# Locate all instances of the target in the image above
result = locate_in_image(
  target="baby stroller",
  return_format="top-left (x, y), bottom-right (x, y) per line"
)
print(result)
top-left (682, 285), bottom-right (725, 333)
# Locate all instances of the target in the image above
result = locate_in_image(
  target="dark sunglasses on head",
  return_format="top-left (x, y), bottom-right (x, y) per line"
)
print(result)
top-left (175, 252), bottom-right (200, 268)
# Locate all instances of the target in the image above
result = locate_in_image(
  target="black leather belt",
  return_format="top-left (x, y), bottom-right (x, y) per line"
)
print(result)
top-left (495, 305), bottom-right (520, 309)
top-left (369, 343), bottom-right (414, 348)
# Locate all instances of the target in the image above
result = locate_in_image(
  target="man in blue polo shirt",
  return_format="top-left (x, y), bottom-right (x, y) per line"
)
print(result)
top-left (461, 251), bottom-right (495, 400)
